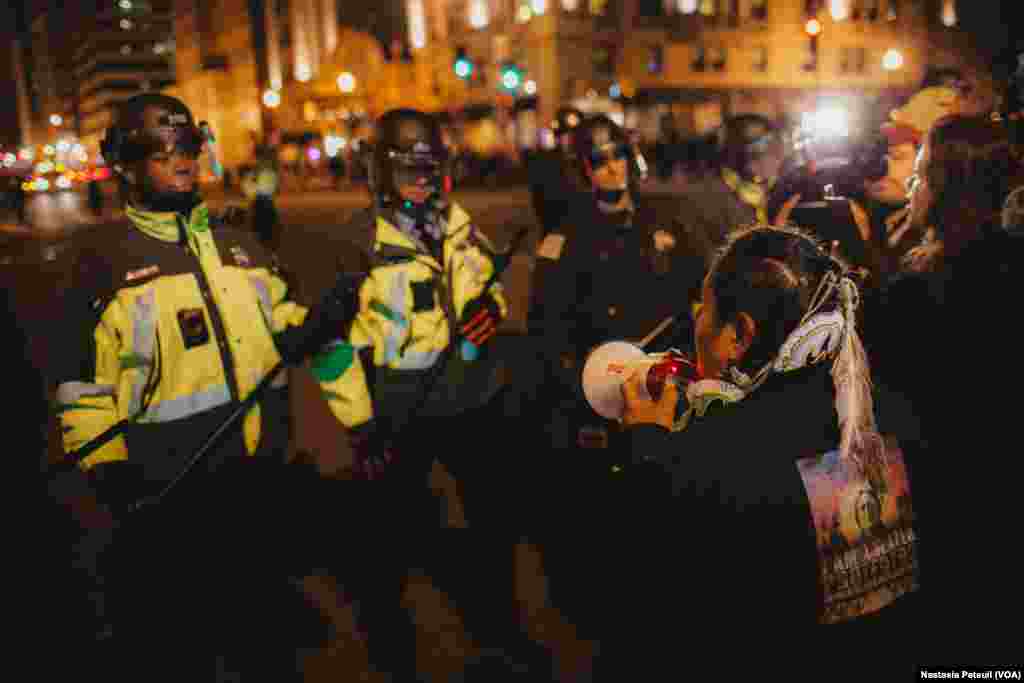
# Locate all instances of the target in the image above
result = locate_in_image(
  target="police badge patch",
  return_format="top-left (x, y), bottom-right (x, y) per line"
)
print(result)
top-left (537, 233), bottom-right (566, 260)
top-left (230, 245), bottom-right (251, 267)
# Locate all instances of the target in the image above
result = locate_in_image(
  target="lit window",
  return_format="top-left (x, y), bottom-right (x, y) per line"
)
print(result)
top-left (829, 0), bottom-right (850, 21)
top-left (531, 0), bottom-right (547, 14)
top-left (153, 42), bottom-right (165, 54)
top-left (469, 0), bottom-right (489, 28)
top-left (562, 0), bottom-right (579, 11)
top-left (517, 2), bottom-right (533, 22)
top-left (648, 45), bottom-right (664, 74)
top-left (699, 0), bottom-right (715, 16)
top-left (590, 0), bottom-right (607, 15)
top-left (120, 45), bottom-right (132, 55)
top-left (407, 0), bottom-right (427, 49)
top-left (118, 0), bottom-right (133, 9)
top-left (120, 18), bottom-right (133, 29)
top-left (941, 0), bottom-right (956, 27)
top-left (678, 0), bottom-right (697, 12)
top-left (753, 46), bottom-right (768, 72)
top-left (692, 45), bottom-right (706, 71)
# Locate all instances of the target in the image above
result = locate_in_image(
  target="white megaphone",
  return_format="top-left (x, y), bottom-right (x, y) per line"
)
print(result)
top-left (581, 341), bottom-right (661, 420)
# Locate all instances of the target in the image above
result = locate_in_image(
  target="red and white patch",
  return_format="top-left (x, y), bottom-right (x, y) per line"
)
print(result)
top-left (125, 265), bottom-right (160, 282)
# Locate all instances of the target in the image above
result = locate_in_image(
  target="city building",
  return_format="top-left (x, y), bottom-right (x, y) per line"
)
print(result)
top-left (69, 0), bottom-right (177, 156)
top-left (11, 0), bottom-right (177, 158)
top-left (410, 0), bottom-right (991, 144)
top-left (166, 0), bottom-right (989, 176)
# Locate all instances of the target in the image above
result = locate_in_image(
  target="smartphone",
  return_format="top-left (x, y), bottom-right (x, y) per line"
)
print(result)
top-left (788, 198), bottom-right (868, 266)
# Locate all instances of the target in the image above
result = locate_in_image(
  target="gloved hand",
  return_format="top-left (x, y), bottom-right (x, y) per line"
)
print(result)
top-left (459, 293), bottom-right (502, 348)
top-left (276, 270), bottom-right (366, 364)
top-left (347, 421), bottom-right (396, 481)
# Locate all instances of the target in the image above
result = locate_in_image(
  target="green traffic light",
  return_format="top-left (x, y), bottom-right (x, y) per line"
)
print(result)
top-left (500, 65), bottom-right (522, 92)
top-left (454, 58), bottom-right (473, 79)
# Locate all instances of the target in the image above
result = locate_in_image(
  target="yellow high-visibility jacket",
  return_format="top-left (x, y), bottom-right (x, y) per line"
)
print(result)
top-left (312, 202), bottom-right (508, 432)
top-left (54, 203), bottom-right (345, 486)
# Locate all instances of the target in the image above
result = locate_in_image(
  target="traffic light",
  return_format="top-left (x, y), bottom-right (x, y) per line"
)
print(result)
top-left (454, 47), bottom-right (474, 79)
top-left (499, 62), bottom-right (523, 93)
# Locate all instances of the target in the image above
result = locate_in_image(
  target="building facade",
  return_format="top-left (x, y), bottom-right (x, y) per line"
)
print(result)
top-left (166, 0), bottom-right (985, 173)
top-left (410, 0), bottom-right (987, 143)
top-left (12, 0), bottom-right (177, 158)
top-left (70, 0), bottom-right (177, 155)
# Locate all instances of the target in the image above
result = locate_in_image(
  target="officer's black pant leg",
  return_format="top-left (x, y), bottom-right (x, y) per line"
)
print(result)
top-left (344, 454), bottom-right (435, 682)
top-left (105, 511), bottom-right (222, 682)
top-left (432, 395), bottom-right (556, 680)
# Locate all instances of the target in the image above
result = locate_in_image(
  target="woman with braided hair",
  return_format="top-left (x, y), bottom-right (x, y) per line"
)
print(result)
top-left (581, 225), bottom-right (921, 673)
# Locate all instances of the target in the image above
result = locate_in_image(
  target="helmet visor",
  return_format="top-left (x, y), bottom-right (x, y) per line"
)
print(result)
top-left (588, 142), bottom-right (631, 171)
top-left (121, 124), bottom-right (206, 163)
top-left (388, 149), bottom-right (445, 188)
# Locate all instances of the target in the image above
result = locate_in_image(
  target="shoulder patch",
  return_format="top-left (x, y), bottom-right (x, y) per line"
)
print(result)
top-left (229, 245), bottom-right (252, 267)
top-left (537, 233), bottom-right (566, 261)
top-left (653, 229), bottom-right (676, 252)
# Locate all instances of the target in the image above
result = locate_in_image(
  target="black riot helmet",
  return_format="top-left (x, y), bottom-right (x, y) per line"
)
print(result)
top-left (370, 108), bottom-right (451, 212)
top-left (716, 114), bottom-right (784, 182)
top-left (101, 94), bottom-right (206, 172)
top-left (573, 114), bottom-right (649, 192)
top-left (552, 106), bottom-right (584, 146)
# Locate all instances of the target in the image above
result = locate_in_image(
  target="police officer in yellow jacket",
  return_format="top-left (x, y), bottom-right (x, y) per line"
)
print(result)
top-left (320, 108), bottom-right (553, 681)
top-left (50, 94), bottom-right (360, 680)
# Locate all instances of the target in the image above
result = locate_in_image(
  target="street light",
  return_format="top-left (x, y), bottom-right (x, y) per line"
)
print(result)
top-left (50, 114), bottom-right (63, 126)
top-left (262, 89), bottom-right (281, 108)
top-left (469, 0), bottom-right (489, 28)
top-left (804, 18), bottom-right (822, 36)
top-left (882, 48), bottom-right (904, 71)
top-left (829, 0), bottom-right (850, 21)
top-left (337, 72), bottom-right (356, 93)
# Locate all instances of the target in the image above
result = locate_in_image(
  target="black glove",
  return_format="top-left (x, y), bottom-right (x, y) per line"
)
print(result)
top-left (347, 421), bottom-right (395, 481)
top-left (459, 293), bottom-right (502, 347)
top-left (275, 270), bottom-right (366, 364)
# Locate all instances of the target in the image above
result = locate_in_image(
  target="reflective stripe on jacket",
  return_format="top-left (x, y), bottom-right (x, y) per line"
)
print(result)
top-left (314, 201), bottom-right (508, 429)
top-left (54, 203), bottom-right (344, 483)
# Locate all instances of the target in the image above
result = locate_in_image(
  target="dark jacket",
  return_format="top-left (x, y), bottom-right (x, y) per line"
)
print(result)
top-left (861, 222), bottom-right (1024, 642)
top-left (525, 149), bottom-right (581, 236)
top-left (529, 197), bottom-right (702, 393)
top-left (672, 172), bottom-right (758, 269)
top-left (52, 207), bottom-right (306, 501)
top-left (603, 364), bottom-right (921, 638)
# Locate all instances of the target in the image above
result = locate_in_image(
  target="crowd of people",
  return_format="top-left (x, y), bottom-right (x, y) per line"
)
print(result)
top-left (13, 57), bottom-right (1024, 681)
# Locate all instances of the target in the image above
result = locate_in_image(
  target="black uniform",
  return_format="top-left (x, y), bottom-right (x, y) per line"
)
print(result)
top-left (525, 149), bottom-right (582, 237)
top-left (525, 196), bottom-right (701, 638)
